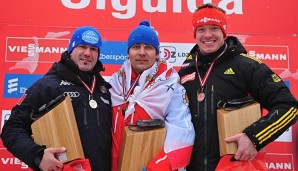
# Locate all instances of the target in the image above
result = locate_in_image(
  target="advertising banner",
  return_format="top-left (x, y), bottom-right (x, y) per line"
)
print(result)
top-left (1, 0), bottom-right (297, 170)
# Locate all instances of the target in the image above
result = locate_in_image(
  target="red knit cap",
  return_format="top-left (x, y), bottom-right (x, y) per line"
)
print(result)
top-left (192, 7), bottom-right (227, 38)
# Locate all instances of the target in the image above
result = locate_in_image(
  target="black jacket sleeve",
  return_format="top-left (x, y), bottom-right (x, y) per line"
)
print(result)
top-left (0, 78), bottom-right (60, 170)
top-left (241, 56), bottom-right (298, 150)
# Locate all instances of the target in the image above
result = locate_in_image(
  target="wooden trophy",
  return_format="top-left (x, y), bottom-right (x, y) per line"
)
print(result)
top-left (31, 95), bottom-right (85, 163)
top-left (118, 126), bottom-right (166, 171)
top-left (217, 102), bottom-right (262, 156)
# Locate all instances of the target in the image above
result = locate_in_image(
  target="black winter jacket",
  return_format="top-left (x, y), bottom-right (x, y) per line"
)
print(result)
top-left (178, 36), bottom-right (298, 171)
top-left (1, 52), bottom-right (112, 171)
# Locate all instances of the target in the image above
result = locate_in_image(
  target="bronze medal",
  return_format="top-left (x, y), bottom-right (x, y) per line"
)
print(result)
top-left (195, 44), bottom-right (227, 103)
top-left (197, 92), bottom-right (205, 102)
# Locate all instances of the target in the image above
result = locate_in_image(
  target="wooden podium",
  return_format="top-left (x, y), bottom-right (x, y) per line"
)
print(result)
top-left (118, 127), bottom-right (166, 171)
top-left (217, 102), bottom-right (261, 156)
top-left (31, 96), bottom-right (85, 163)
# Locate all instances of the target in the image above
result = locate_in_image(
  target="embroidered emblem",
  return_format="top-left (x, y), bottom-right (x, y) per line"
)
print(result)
top-left (224, 68), bottom-right (235, 75)
top-left (181, 63), bottom-right (190, 68)
top-left (60, 80), bottom-right (74, 86)
top-left (100, 86), bottom-right (108, 93)
top-left (82, 30), bottom-right (100, 44)
top-left (100, 96), bottom-right (110, 105)
top-left (166, 83), bottom-right (174, 92)
top-left (181, 72), bottom-right (196, 84)
top-left (271, 74), bottom-right (281, 82)
top-left (186, 54), bottom-right (193, 60)
top-left (63, 92), bottom-right (80, 97)
top-left (182, 89), bottom-right (189, 106)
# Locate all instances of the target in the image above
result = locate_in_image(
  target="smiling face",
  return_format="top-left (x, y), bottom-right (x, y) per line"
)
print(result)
top-left (195, 24), bottom-right (225, 55)
top-left (70, 44), bottom-right (99, 72)
top-left (128, 43), bottom-right (158, 74)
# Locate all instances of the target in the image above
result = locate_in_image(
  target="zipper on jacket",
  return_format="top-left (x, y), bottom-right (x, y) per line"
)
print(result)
top-left (96, 107), bottom-right (100, 126)
top-left (83, 100), bottom-right (88, 126)
top-left (203, 87), bottom-right (208, 171)
top-left (211, 85), bottom-right (215, 115)
top-left (196, 96), bottom-right (200, 118)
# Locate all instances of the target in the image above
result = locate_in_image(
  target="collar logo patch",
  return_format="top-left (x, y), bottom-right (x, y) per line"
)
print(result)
top-left (186, 54), bottom-right (193, 60)
top-left (271, 74), bottom-right (281, 82)
top-left (100, 86), bottom-right (108, 93)
top-left (181, 63), bottom-right (190, 68)
top-left (60, 80), bottom-right (74, 86)
top-left (181, 72), bottom-right (196, 84)
top-left (224, 68), bottom-right (235, 75)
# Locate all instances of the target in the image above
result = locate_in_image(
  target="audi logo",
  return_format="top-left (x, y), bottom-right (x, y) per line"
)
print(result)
top-left (63, 92), bottom-right (80, 97)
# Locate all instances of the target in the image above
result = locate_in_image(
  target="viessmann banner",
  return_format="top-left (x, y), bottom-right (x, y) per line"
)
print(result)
top-left (0, 0), bottom-right (297, 170)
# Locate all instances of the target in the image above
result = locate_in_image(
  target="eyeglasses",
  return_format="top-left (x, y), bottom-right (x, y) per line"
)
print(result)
top-left (130, 44), bottom-right (155, 52)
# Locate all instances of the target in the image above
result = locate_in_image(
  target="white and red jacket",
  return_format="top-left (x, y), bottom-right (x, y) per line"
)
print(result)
top-left (109, 58), bottom-right (195, 171)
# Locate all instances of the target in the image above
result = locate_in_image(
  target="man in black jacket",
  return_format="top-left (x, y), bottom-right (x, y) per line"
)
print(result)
top-left (178, 3), bottom-right (298, 171)
top-left (1, 26), bottom-right (112, 171)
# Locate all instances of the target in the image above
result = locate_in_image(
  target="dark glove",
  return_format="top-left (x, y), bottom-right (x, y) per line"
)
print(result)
top-left (217, 96), bottom-right (255, 111)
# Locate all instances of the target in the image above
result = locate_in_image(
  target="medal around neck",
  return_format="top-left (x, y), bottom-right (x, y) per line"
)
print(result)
top-left (197, 92), bottom-right (205, 102)
top-left (89, 99), bottom-right (98, 109)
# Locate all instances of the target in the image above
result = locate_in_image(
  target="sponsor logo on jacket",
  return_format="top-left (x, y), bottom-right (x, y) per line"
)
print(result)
top-left (181, 72), bottom-right (196, 84)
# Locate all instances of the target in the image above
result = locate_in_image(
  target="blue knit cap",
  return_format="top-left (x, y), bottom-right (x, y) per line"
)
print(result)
top-left (68, 26), bottom-right (102, 55)
top-left (128, 20), bottom-right (160, 54)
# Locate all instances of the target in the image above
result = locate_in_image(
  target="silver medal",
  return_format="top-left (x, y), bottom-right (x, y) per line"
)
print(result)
top-left (89, 99), bottom-right (98, 109)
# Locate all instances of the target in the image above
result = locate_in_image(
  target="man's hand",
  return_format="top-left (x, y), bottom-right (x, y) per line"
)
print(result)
top-left (225, 133), bottom-right (257, 161)
top-left (39, 147), bottom-right (66, 171)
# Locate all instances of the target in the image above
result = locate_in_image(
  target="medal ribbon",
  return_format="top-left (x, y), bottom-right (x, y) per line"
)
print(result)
top-left (195, 43), bottom-right (227, 90)
top-left (78, 76), bottom-right (96, 95)
top-left (122, 72), bottom-right (141, 101)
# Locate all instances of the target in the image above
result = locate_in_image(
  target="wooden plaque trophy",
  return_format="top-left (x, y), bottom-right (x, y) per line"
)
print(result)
top-left (217, 102), bottom-right (261, 156)
top-left (31, 95), bottom-right (84, 163)
top-left (118, 124), bottom-right (166, 171)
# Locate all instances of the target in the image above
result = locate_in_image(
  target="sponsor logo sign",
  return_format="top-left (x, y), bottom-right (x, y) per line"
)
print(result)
top-left (100, 41), bottom-right (127, 64)
top-left (61, 0), bottom-right (243, 20)
top-left (4, 74), bottom-right (43, 98)
top-left (100, 42), bottom-right (192, 66)
top-left (6, 37), bottom-right (68, 63)
top-left (181, 72), bottom-right (196, 84)
top-left (160, 43), bottom-right (193, 67)
top-left (266, 153), bottom-right (294, 170)
top-left (0, 149), bottom-right (29, 170)
top-left (245, 45), bottom-right (289, 70)
top-left (1, 110), bottom-right (11, 131)
top-left (274, 126), bottom-right (293, 143)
